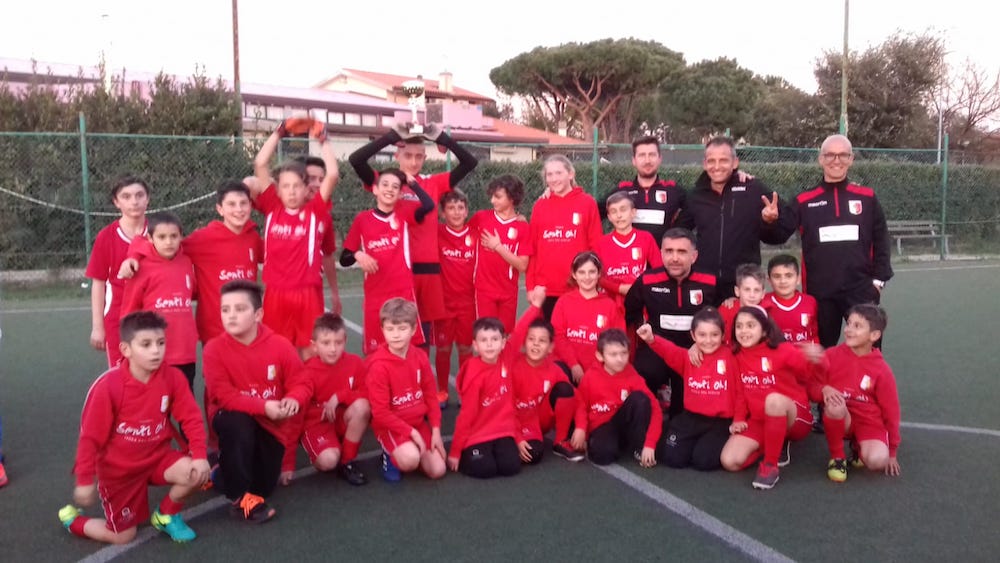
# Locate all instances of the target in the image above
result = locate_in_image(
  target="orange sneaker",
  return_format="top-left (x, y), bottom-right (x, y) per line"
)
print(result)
top-left (229, 493), bottom-right (275, 523)
top-left (0, 462), bottom-right (8, 487)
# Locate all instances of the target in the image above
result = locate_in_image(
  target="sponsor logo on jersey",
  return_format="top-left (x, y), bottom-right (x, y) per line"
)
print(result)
top-left (690, 289), bottom-right (703, 305)
top-left (732, 186), bottom-right (747, 192)
top-left (807, 200), bottom-right (827, 208)
top-left (656, 191), bottom-right (667, 204)
top-left (651, 286), bottom-right (670, 294)
top-left (849, 200), bottom-right (863, 215)
top-left (860, 374), bottom-right (872, 390)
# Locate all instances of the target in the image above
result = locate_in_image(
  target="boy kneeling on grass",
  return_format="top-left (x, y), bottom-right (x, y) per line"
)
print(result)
top-left (60, 311), bottom-right (209, 544)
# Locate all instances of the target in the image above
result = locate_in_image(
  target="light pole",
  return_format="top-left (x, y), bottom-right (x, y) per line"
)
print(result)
top-left (839, 0), bottom-right (849, 135)
top-left (232, 0), bottom-right (243, 137)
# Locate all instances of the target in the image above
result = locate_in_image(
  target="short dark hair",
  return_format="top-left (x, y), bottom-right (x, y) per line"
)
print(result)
top-left (597, 328), bottom-right (629, 353)
top-left (221, 280), bottom-right (263, 311)
top-left (661, 227), bottom-right (697, 248)
top-left (847, 303), bottom-right (888, 333)
top-left (527, 317), bottom-right (555, 341)
top-left (110, 175), bottom-right (150, 203)
top-left (216, 179), bottom-right (252, 205)
top-left (472, 317), bottom-right (506, 338)
top-left (440, 188), bottom-right (469, 211)
top-left (691, 306), bottom-right (725, 334)
top-left (705, 136), bottom-right (737, 156)
top-left (734, 263), bottom-right (765, 287)
top-left (147, 211), bottom-right (183, 235)
top-left (295, 155), bottom-right (326, 171)
top-left (486, 174), bottom-right (525, 207)
top-left (631, 136), bottom-right (661, 156)
top-left (379, 168), bottom-right (408, 187)
top-left (767, 254), bottom-right (800, 275)
top-left (120, 310), bottom-right (167, 343)
top-left (313, 312), bottom-right (346, 338)
top-left (273, 160), bottom-right (307, 183)
top-left (605, 191), bottom-right (633, 210)
top-left (732, 306), bottom-right (784, 350)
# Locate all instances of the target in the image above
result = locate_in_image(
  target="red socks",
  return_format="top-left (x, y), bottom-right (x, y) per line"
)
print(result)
top-left (159, 496), bottom-right (184, 516)
top-left (824, 416), bottom-right (847, 459)
top-left (434, 347), bottom-right (451, 393)
top-left (763, 414), bottom-right (788, 466)
top-left (553, 396), bottom-right (576, 442)
top-left (740, 450), bottom-right (762, 470)
top-left (69, 516), bottom-right (91, 538)
top-left (458, 350), bottom-right (472, 370)
top-left (342, 439), bottom-right (360, 465)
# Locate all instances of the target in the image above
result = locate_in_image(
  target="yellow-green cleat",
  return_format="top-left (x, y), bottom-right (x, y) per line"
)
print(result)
top-left (151, 510), bottom-right (196, 542)
top-left (827, 458), bottom-right (848, 483)
top-left (58, 505), bottom-right (82, 530)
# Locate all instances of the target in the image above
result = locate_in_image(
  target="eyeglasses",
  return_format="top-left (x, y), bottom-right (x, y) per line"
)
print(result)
top-left (821, 152), bottom-right (853, 162)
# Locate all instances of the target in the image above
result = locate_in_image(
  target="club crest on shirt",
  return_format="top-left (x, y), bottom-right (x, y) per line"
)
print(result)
top-left (631, 247), bottom-right (642, 261)
top-left (690, 290), bottom-right (703, 306)
top-left (656, 191), bottom-right (667, 204)
top-left (801, 313), bottom-right (810, 327)
top-left (389, 216), bottom-right (399, 230)
top-left (465, 235), bottom-right (473, 247)
top-left (416, 368), bottom-right (421, 384)
top-left (860, 374), bottom-right (872, 390)
top-left (185, 275), bottom-right (191, 290)
top-left (596, 314), bottom-right (607, 328)
top-left (849, 200), bottom-right (863, 215)
top-left (160, 395), bottom-right (170, 413)
top-left (543, 380), bottom-right (551, 393)
top-left (761, 357), bottom-right (772, 372)
top-left (267, 365), bottom-right (277, 381)
top-left (501, 365), bottom-right (508, 378)
top-left (249, 248), bottom-right (255, 263)
top-left (508, 227), bottom-right (518, 240)
top-left (572, 212), bottom-right (581, 226)
top-left (717, 359), bottom-right (726, 375)
top-left (620, 389), bottom-right (629, 402)
top-left (349, 376), bottom-right (355, 389)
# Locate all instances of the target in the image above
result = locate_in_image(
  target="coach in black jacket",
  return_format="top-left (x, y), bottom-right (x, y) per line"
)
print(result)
top-left (787, 134), bottom-right (893, 347)
top-left (675, 137), bottom-right (795, 304)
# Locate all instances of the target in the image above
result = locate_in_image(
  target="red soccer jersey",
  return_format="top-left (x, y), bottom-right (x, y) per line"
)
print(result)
top-left (762, 292), bottom-right (819, 345)
top-left (85, 219), bottom-right (148, 319)
top-left (121, 249), bottom-right (198, 365)
top-left (551, 290), bottom-right (625, 371)
top-left (574, 364), bottom-right (662, 448)
top-left (182, 221), bottom-right (262, 343)
top-left (647, 335), bottom-right (737, 418)
top-left (438, 224), bottom-right (476, 311)
top-left (343, 208), bottom-right (417, 299)
top-left (595, 229), bottom-right (663, 307)
top-left (256, 186), bottom-right (329, 290)
top-left (527, 187), bottom-right (603, 296)
top-left (811, 345), bottom-right (901, 455)
top-left (512, 354), bottom-right (570, 442)
top-left (202, 323), bottom-right (303, 442)
top-left (286, 353), bottom-right (367, 431)
top-left (732, 342), bottom-right (815, 423)
top-left (470, 210), bottom-right (532, 299)
top-left (366, 345), bottom-right (442, 436)
top-left (73, 361), bottom-right (206, 486)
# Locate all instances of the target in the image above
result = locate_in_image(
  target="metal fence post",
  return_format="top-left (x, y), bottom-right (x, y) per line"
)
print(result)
top-left (79, 112), bottom-right (93, 267)
top-left (940, 133), bottom-right (949, 260)
top-left (591, 126), bottom-right (599, 196)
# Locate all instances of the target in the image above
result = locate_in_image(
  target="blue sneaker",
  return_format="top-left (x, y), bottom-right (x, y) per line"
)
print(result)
top-left (151, 510), bottom-right (196, 542)
top-left (382, 451), bottom-right (402, 482)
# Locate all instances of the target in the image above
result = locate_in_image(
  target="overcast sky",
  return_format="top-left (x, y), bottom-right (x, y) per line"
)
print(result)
top-left (3, 1), bottom-right (995, 100)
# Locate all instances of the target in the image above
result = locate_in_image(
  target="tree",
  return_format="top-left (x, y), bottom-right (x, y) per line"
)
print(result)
top-left (938, 59), bottom-right (1000, 150)
top-left (814, 32), bottom-right (946, 148)
top-left (747, 76), bottom-right (832, 147)
top-left (658, 57), bottom-right (764, 142)
top-left (489, 38), bottom-right (684, 142)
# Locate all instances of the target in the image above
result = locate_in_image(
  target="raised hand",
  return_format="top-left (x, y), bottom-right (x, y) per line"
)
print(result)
top-left (761, 191), bottom-right (780, 223)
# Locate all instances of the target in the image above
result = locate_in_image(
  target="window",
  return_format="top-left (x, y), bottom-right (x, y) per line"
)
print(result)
top-left (344, 113), bottom-right (361, 126)
top-left (361, 113), bottom-right (377, 127)
top-left (327, 112), bottom-right (343, 125)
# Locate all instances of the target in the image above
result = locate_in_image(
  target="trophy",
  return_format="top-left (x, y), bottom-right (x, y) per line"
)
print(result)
top-left (401, 79), bottom-right (426, 136)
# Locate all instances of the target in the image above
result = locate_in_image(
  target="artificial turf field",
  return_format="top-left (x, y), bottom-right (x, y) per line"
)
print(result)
top-left (1, 260), bottom-right (998, 562)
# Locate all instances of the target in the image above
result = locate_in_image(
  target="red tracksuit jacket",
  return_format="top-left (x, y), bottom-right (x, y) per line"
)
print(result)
top-left (732, 342), bottom-right (814, 424)
top-left (647, 335), bottom-right (737, 418)
top-left (574, 364), bottom-right (663, 448)
top-left (551, 290), bottom-right (625, 372)
top-left (121, 247), bottom-right (198, 366)
top-left (527, 187), bottom-right (603, 296)
top-left (366, 346), bottom-right (442, 435)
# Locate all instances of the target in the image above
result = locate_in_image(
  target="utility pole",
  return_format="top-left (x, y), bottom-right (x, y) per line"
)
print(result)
top-left (839, 0), bottom-right (849, 135)
top-left (232, 0), bottom-right (243, 137)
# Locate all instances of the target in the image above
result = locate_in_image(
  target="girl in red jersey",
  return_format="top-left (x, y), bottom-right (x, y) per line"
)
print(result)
top-left (551, 251), bottom-right (625, 384)
top-left (720, 306), bottom-right (823, 490)
top-left (637, 307), bottom-right (737, 471)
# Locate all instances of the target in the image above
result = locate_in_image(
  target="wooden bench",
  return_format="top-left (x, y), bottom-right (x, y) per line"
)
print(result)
top-left (887, 220), bottom-right (951, 256)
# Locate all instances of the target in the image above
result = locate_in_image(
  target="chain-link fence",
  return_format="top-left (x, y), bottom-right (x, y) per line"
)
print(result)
top-left (2, 131), bottom-right (998, 275)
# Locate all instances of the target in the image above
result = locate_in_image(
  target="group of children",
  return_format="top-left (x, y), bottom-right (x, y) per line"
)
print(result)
top-left (55, 118), bottom-right (901, 547)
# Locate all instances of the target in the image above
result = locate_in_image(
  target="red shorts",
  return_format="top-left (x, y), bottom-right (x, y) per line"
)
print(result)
top-left (97, 449), bottom-right (185, 533)
top-left (848, 420), bottom-right (890, 446)
top-left (433, 308), bottom-right (475, 348)
top-left (413, 271), bottom-right (447, 322)
top-left (742, 400), bottom-right (813, 444)
top-left (375, 420), bottom-right (432, 456)
top-left (363, 291), bottom-right (424, 355)
top-left (476, 290), bottom-right (518, 335)
top-left (301, 410), bottom-right (348, 463)
top-left (263, 286), bottom-right (324, 348)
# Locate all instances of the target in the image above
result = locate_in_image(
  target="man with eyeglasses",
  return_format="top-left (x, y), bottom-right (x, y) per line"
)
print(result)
top-left (789, 134), bottom-right (893, 349)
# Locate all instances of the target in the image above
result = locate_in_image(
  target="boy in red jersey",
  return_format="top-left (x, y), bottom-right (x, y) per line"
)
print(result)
top-left (509, 288), bottom-right (580, 463)
top-left (570, 329), bottom-right (662, 466)
top-left (366, 298), bottom-right (447, 482)
top-left (528, 155), bottom-right (603, 319)
top-left (446, 314), bottom-right (529, 479)
top-left (435, 189), bottom-right (477, 407)
top-left (811, 304), bottom-right (900, 482)
top-left (470, 174), bottom-right (532, 333)
top-left (248, 119), bottom-right (338, 355)
top-left (87, 176), bottom-right (149, 367)
top-left (282, 313), bottom-right (370, 486)
top-left (60, 311), bottom-right (209, 544)
top-left (595, 192), bottom-right (663, 310)
top-left (296, 155), bottom-right (342, 315)
top-left (202, 281), bottom-right (303, 522)
top-left (121, 212), bottom-right (198, 389)
top-left (762, 254), bottom-right (818, 345)
top-left (718, 264), bottom-right (767, 345)
top-left (340, 169), bottom-right (434, 354)
top-left (349, 125), bottom-right (479, 345)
